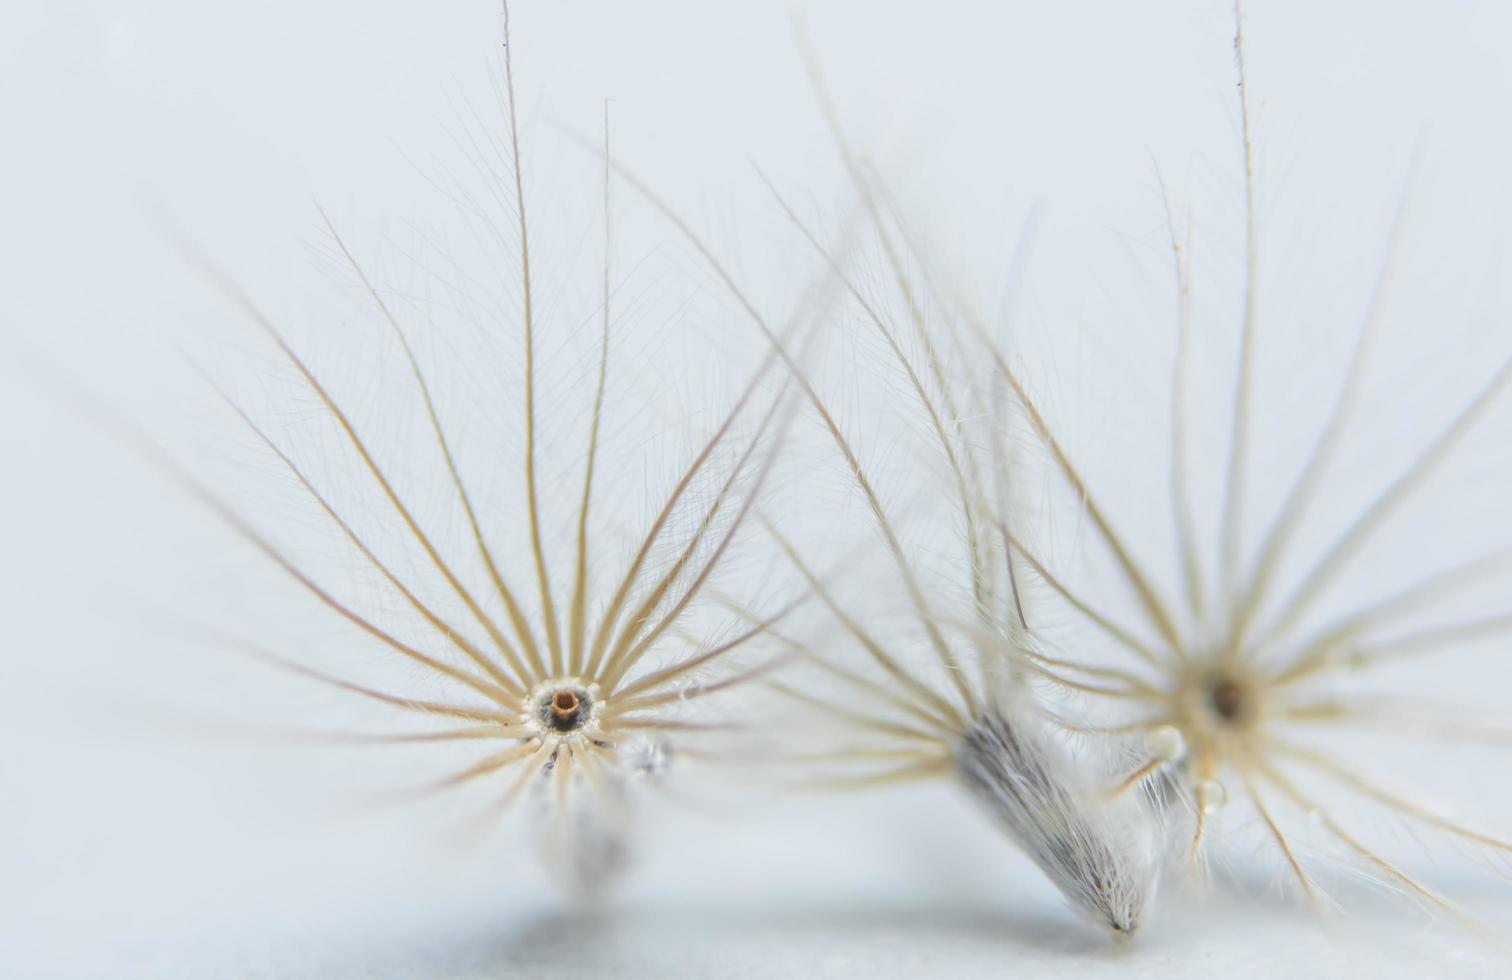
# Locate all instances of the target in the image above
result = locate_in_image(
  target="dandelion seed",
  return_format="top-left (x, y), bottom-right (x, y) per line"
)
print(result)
top-left (963, 1), bottom-right (1512, 920)
top-left (666, 2), bottom-right (1512, 936)
top-left (80, 1), bottom-right (806, 897)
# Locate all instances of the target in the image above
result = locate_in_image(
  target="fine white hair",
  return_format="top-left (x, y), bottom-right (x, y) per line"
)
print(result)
top-left (954, 688), bottom-right (1160, 934)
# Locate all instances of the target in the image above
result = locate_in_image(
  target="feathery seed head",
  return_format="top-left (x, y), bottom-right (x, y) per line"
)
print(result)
top-left (137, 1), bottom-right (801, 899)
top-left (761, 3), bottom-right (1512, 936)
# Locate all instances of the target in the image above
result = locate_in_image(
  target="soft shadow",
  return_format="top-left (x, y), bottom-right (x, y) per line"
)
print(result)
top-left (356, 899), bottom-right (1138, 978)
top-left (326, 875), bottom-right (1512, 978)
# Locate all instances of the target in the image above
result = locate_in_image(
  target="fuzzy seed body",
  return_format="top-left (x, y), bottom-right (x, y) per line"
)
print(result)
top-left (955, 709), bottom-right (1155, 934)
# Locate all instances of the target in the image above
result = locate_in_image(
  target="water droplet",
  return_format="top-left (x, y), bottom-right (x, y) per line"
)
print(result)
top-left (1198, 779), bottom-right (1228, 813)
top-left (1146, 725), bottom-right (1185, 763)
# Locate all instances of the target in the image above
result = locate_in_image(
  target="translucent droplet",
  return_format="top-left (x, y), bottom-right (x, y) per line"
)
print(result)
top-left (1146, 725), bottom-right (1186, 763)
top-left (1198, 779), bottom-right (1228, 813)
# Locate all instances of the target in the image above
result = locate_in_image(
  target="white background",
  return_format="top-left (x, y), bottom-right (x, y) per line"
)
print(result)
top-left (5, 1), bottom-right (1512, 977)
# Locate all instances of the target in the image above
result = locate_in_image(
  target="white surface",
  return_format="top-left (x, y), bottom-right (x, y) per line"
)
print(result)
top-left (5, 2), bottom-right (1512, 977)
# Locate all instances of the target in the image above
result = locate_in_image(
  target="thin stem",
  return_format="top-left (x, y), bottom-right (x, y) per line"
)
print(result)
top-left (1218, 0), bottom-right (1260, 611)
top-left (501, 0), bottom-right (564, 673)
top-left (1231, 163), bottom-right (1415, 654)
top-left (213, 374), bottom-right (529, 696)
top-left (1158, 171), bottom-right (1207, 624)
top-left (569, 103), bottom-right (615, 677)
top-left (1259, 353), bottom-right (1512, 648)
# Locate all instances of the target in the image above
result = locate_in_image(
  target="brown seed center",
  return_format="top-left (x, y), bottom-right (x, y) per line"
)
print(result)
top-left (1209, 679), bottom-right (1245, 722)
top-left (551, 690), bottom-right (581, 724)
